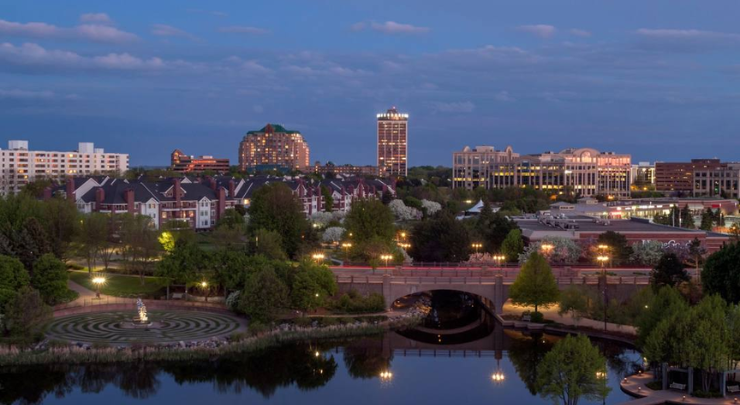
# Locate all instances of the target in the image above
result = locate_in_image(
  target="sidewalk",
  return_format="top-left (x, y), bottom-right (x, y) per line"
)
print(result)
top-left (619, 372), bottom-right (739, 404)
top-left (502, 302), bottom-right (637, 335)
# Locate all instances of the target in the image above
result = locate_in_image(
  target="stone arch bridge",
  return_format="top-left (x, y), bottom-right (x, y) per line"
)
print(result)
top-left (334, 269), bottom-right (650, 314)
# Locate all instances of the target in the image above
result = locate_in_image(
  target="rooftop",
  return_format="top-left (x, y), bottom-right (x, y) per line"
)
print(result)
top-left (246, 123), bottom-right (301, 135)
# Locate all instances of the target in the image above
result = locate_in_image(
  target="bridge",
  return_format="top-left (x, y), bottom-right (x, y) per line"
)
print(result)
top-left (334, 268), bottom-right (650, 314)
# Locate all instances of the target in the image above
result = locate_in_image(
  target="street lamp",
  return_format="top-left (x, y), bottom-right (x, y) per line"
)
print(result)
top-left (471, 242), bottom-right (483, 254)
top-left (380, 370), bottom-right (393, 381)
top-left (200, 281), bottom-right (209, 302)
top-left (92, 276), bottom-right (106, 299)
top-left (540, 243), bottom-right (554, 254)
top-left (380, 254), bottom-right (393, 269)
top-left (312, 253), bottom-right (325, 264)
top-left (341, 242), bottom-right (352, 264)
top-left (596, 254), bottom-right (610, 331)
top-left (492, 254), bottom-right (506, 274)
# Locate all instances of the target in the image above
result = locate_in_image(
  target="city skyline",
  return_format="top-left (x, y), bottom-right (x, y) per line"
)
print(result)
top-left (2, 1), bottom-right (740, 166)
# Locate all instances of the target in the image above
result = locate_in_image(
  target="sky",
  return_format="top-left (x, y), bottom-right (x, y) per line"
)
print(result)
top-left (1, 0), bottom-right (740, 167)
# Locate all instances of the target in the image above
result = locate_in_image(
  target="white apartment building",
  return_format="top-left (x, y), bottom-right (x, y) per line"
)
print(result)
top-left (0, 141), bottom-right (129, 194)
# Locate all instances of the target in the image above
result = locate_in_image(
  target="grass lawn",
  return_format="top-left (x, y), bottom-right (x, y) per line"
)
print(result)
top-left (69, 271), bottom-right (164, 298)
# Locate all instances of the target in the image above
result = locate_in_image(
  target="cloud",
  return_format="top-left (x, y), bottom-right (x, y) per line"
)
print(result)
top-left (570, 29), bottom-right (591, 38)
top-left (430, 101), bottom-right (475, 113)
top-left (219, 26), bottom-right (269, 35)
top-left (151, 24), bottom-right (199, 41)
top-left (79, 13), bottom-right (112, 24)
top-left (0, 42), bottom-right (170, 72)
top-left (0, 18), bottom-right (137, 44)
top-left (517, 24), bottom-right (557, 38)
top-left (635, 28), bottom-right (740, 51)
top-left (0, 88), bottom-right (55, 100)
top-left (353, 21), bottom-right (429, 35)
top-left (495, 90), bottom-right (514, 102)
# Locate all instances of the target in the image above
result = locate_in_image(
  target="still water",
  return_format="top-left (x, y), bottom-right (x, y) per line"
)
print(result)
top-left (1, 294), bottom-right (641, 405)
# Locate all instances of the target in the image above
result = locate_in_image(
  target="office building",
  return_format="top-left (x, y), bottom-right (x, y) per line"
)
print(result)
top-left (0, 141), bottom-right (128, 195)
top-left (377, 107), bottom-right (408, 177)
top-left (693, 162), bottom-right (740, 199)
top-left (313, 161), bottom-right (378, 177)
top-left (239, 124), bottom-right (310, 172)
top-left (452, 146), bottom-right (632, 198)
top-left (171, 149), bottom-right (230, 173)
top-left (655, 159), bottom-right (724, 194)
top-left (631, 162), bottom-right (655, 190)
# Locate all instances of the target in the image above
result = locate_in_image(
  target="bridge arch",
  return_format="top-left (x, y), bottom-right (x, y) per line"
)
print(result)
top-left (383, 277), bottom-right (509, 315)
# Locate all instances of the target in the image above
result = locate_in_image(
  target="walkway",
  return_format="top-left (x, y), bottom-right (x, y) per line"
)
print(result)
top-left (619, 372), bottom-right (740, 405)
top-left (502, 302), bottom-right (637, 335)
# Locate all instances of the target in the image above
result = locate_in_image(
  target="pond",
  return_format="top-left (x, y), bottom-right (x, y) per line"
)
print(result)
top-left (1, 293), bottom-right (642, 405)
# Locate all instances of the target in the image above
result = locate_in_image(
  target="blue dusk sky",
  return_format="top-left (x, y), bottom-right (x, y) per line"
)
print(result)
top-left (1, 0), bottom-right (739, 167)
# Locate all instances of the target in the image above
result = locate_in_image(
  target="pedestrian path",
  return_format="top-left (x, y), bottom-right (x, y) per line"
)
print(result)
top-left (619, 372), bottom-right (739, 404)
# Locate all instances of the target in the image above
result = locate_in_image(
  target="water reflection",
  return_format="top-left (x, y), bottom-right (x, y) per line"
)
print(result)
top-left (0, 296), bottom-right (642, 405)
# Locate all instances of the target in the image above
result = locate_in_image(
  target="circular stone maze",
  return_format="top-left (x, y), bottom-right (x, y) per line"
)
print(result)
top-left (46, 311), bottom-right (245, 344)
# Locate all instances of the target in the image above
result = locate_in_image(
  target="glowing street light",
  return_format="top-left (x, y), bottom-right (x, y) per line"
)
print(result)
top-left (312, 253), bottom-right (325, 264)
top-left (540, 243), bottom-right (554, 254)
top-left (491, 371), bottom-right (506, 383)
top-left (92, 276), bottom-right (106, 299)
top-left (380, 254), bottom-right (393, 268)
top-left (596, 254), bottom-right (610, 331)
top-left (379, 370), bottom-right (393, 381)
top-left (200, 281), bottom-right (210, 302)
top-left (471, 242), bottom-right (483, 253)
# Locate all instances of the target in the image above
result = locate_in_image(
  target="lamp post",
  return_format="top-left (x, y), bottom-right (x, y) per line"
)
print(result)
top-left (472, 243), bottom-right (483, 254)
top-left (312, 253), bottom-right (325, 264)
top-left (380, 254), bottom-right (393, 272)
top-left (492, 254), bottom-right (506, 275)
top-left (596, 254), bottom-right (610, 331)
top-left (380, 370), bottom-right (393, 382)
top-left (92, 276), bottom-right (106, 299)
top-left (200, 281), bottom-right (209, 302)
top-left (341, 242), bottom-right (352, 264)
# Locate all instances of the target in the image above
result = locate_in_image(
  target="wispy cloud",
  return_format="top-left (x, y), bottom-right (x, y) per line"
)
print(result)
top-left (635, 28), bottom-right (740, 51)
top-left (0, 17), bottom-right (137, 44)
top-left (219, 26), bottom-right (269, 35)
top-left (0, 42), bottom-right (167, 72)
top-left (517, 24), bottom-right (557, 38)
top-left (353, 21), bottom-right (430, 35)
top-left (570, 28), bottom-right (591, 38)
top-left (151, 24), bottom-right (199, 41)
top-left (79, 13), bottom-right (113, 25)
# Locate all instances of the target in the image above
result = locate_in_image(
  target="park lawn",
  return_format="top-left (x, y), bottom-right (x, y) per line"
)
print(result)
top-left (69, 271), bottom-right (164, 298)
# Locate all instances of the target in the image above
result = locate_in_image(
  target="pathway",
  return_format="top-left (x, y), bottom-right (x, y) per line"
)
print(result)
top-left (619, 372), bottom-right (740, 405)
top-left (502, 302), bottom-right (637, 335)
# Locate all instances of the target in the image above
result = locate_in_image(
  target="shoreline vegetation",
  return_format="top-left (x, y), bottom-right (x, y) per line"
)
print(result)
top-left (0, 316), bottom-right (421, 367)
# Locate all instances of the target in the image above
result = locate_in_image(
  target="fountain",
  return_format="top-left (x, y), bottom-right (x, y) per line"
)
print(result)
top-left (120, 299), bottom-right (160, 329)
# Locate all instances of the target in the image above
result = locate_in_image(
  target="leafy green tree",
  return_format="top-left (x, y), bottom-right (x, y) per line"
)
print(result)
top-left (320, 185), bottom-right (334, 212)
top-left (291, 261), bottom-right (337, 314)
top-left (536, 334), bottom-right (611, 405)
top-left (209, 248), bottom-right (252, 291)
top-left (120, 214), bottom-right (160, 284)
top-left (3, 287), bottom-right (51, 339)
top-left (409, 212), bottom-right (471, 262)
top-left (155, 240), bottom-right (208, 294)
top-left (247, 183), bottom-right (309, 258)
top-left (252, 228), bottom-right (287, 261)
top-left (501, 229), bottom-right (524, 262)
top-left (238, 267), bottom-right (289, 323)
top-left (17, 217), bottom-right (53, 273)
top-left (212, 209), bottom-right (246, 247)
top-left (596, 231), bottom-right (633, 266)
top-left (41, 197), bottom-right (79, 260)
top-left (0, 255), bottom-right (29, 291)
top-left (558, 286), bottom-right (590, 327)
top-left (687, 295), bottom-right (729, 392)
top-left (702, 243), bottom-right (740, 304)
top-left (31, 254), bottom-right (71, 305)
top-left (650, 253), bottom-right (689, 291)
top-left (636, 286), bottom-right (688, 347)
top-left (509, 252), bottom-right (560, 314)
top-left (76, 212), bottom-right (109, 275)
top-left (344, 199), bottom-right (395, 244)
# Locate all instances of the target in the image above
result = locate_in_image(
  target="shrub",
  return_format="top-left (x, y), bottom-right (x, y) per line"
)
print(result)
top-left (530, 311), bottom-right (545, 323)
top-left (693, 390), bottom-right (723, 398)
top-left (248, 321), bottom-right (269, 336)
top-left (293, 317), bottom-right (313, 328)
top-left (330, 290), bottom-right (386, 314)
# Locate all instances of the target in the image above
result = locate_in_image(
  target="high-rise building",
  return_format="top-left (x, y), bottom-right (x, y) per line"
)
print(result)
top-left (452, 146), bottom-right (632, 198)
top-left (377, 107), bottom-right (408, 177)
top-left (630, 162), bottom-right (655, 190)
top-left (238, 123), bottom-right (310, 172)
top-left (655, 159), bottom-right (725, 194)
top-left (171, 149), bottom-right (230, 173)
top-left (0, 141), bottom-right (128, 195)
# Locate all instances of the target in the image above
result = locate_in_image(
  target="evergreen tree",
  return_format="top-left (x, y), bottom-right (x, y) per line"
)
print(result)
top-left (596, 231), bottom-right (633, 266)
top-left (700, 208), bottom-right (715, 231)
top-left (509, 252), bottom-right (560, 314)
top-left (409, 212), bottom-right (471, 262)
top-left (680, 205), bottom-right (695, 229)
top-left (702, 243), bottom-right (740, 303)
top-left (650, 253), bottom-right (689, 291)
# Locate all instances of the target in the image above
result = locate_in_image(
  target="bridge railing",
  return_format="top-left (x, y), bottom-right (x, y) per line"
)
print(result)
top-left (334, 275), bottom-right (650, 285)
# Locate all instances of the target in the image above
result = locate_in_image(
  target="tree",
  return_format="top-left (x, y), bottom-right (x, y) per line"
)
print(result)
top-left (630, 241), bottom-right (664, 266)
top-left (596, 231), bottom-right (633, 266)
top-left (636, 286), bottom-right (688, 347)
top-left (31, 254), bottom-right (71, 305)
top-left (680, 205), bottom-right (695, 229)
top-left (650, 253), bottom-right (689, 291)
top-left (558, 286), bottom-right (590, 327)
top-left (322, 227), bottom-right (345, 244)
top-left (16, 217), bottom-right (53, 273)
top-left (700, 208), bottom-right (715, 231)
top-left (501, 229), bottom-right (524, 262)
top-left (320, 185), bottom-right (334, 212)
top-left (509, 252), bottom-right (560, 314)
top-left (212, 209), bottom-right (246, 247)
top-left (41, 197), bottom-right (79, 260)
top-left (291, 261), bottom-right (337, 314)
top-left (345, 199), bottom-right (395, 243)
top-left (120, 214), bottom-right (160, 284)
top-left (536, 334), bottom-right (611, 405)
top-left (0, 255), bottom-right (29, 291)
top-left (238, 267), bottom-right (289, 323)
top-left (687, 295), bottom-right (730, 392)
top-left (3, 287), bottom-right (51, 339)
top-left (252, 228), bottom-right (288, 261)
top-left (381, 190), bottom-right (394, 205)
top-left (76, 212), bottom-right (109, 276)
top-left (687, 238), bottom-right (706, 271)
top-left (519, 238), bottom-right (582, 265)
top-left (247, 183), bottom-right (309, 258)
top-left (702, 243), bottom-right (740, 304)
top-left (409, 212), bottom-right (471, 262)
top-left (731, 224), bottom-right (740, 242)
top-left (155, 240), bottom-right (208, 293)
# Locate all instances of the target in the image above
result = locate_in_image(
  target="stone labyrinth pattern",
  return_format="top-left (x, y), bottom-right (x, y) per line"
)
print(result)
top-left (46, 311), bottom-right (242, 344)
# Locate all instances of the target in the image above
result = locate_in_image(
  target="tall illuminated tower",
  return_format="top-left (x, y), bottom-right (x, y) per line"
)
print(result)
top-left (376, 106), bottom-right (408, 177)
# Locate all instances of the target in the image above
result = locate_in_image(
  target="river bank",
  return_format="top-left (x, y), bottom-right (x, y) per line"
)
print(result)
top-left (0, 316), bottom-right (421, 367)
